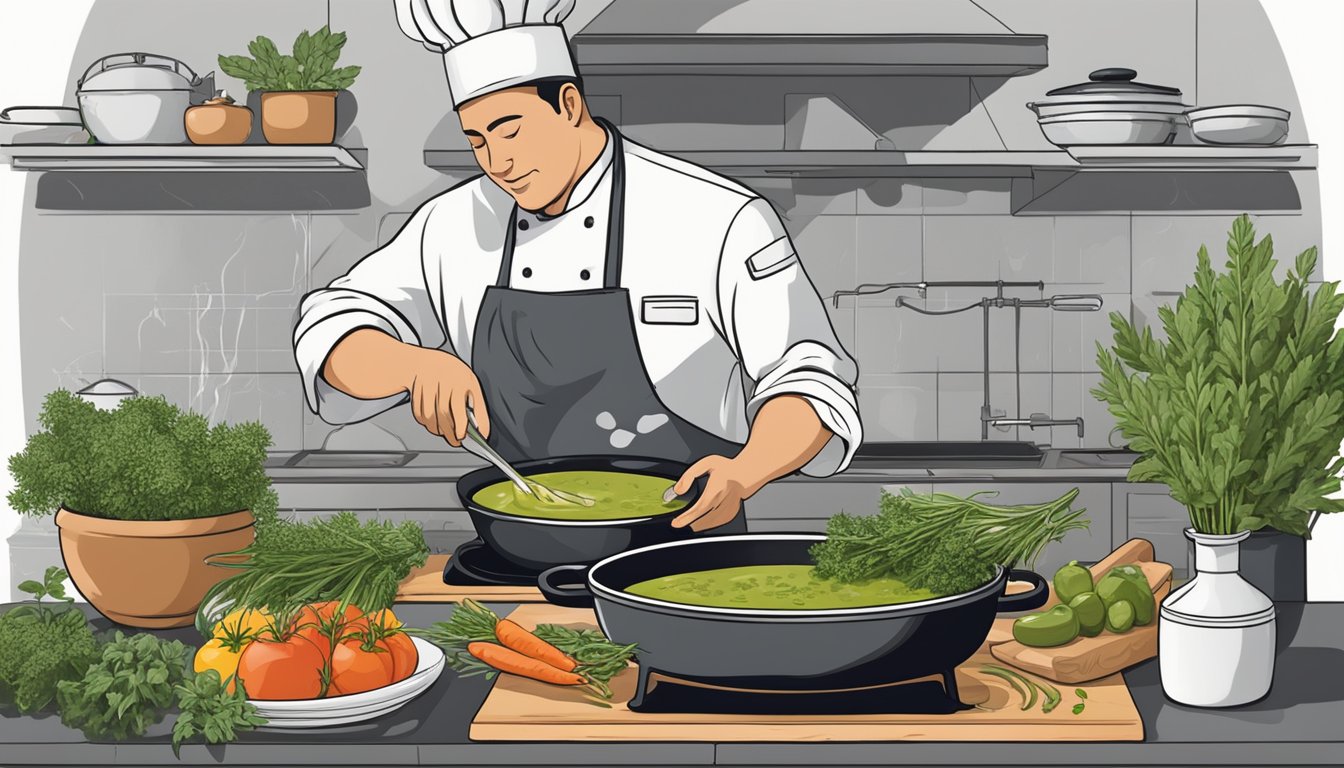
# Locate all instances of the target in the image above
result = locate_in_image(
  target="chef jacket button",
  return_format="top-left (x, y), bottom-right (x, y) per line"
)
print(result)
top-left (518, 219), bottom-right (529, 231)
top-left (580, 269), bottom-right (591, 280)
top-left (522, 267), bottom-right (533, 278)
top-left (584, 216), bottom-right (595, 228)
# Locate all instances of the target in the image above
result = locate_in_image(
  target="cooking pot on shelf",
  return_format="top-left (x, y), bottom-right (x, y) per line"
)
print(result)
top-left (456, 455), bottom-right (708, 574)
top-left (538, 534), bottom-right (1048, 704)
top-left (76, 52), bottom-right (213, 144)
top-left (1027, 67), bottom-right (1188, 147)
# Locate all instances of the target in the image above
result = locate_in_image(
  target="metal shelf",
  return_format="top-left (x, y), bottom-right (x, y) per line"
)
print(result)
top-left (0, 144), bottom-right (366, 172)
top-left (426, 146), bottom-right (1318, 178)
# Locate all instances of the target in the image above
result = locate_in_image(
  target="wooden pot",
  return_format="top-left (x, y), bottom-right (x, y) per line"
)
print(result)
top-left (55, 507), bottom-right (255, 629)
top-left (260, 91), bottom-right (337, 144)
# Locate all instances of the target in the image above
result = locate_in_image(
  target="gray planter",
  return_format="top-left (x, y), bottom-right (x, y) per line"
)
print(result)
top-left (1189, 528), bottom-right (1306, 602)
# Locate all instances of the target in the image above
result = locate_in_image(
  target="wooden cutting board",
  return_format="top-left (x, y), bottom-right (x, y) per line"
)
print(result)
top-left (395, 554), bottom-right (545, 603)
top-left (988, 539), bottom-right (1173, 684)
top-left (468, 604), bottom-right (1144, 742)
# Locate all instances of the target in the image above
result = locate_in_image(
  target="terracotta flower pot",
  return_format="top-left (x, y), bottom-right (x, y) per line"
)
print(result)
top-left (55, 507), bottom-right (255, 629)
top-left (260, 91), bottom-right (337, 144)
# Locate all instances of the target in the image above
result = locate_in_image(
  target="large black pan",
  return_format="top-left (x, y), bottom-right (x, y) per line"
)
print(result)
top-left (456, 455), bottom-right (718, 573)
top-left (538, 534), bottom-right (1048, 703)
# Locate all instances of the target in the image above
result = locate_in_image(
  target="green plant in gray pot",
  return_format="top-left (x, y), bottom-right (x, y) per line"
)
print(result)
top-left (1092, 214), bottom-right (1344, 706)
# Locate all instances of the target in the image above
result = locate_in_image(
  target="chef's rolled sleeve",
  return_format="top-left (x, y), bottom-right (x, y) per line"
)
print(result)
top-left (718, 197), bottom-right (862, 477)
top-left (293, 201), bottom-right (446, 425)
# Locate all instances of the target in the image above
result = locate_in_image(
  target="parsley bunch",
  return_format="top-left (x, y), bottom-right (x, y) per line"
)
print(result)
top-left (0, 568), bottom-right (99, 714)
top-left (810, 487), bottom-right (1088, 595)
top-left (7, 390), bottom-right (278, 524)
top-left (1095, 215), bottom-right (1344, 536)
top-left (57, 632), bottom-right (193, 741)
top-left (171, 670), bottom-right (266, 757)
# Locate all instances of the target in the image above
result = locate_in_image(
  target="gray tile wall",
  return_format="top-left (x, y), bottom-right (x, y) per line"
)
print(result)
top-left (14, 0), bottom-right (1324, 457)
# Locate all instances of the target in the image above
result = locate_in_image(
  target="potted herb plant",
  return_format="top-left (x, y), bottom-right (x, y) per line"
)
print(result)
top-left (1093, 214), bottom-right (1344, 707)
top-left (7, 390), bottom-right (279, 629)
top-left (217, 25), bottom-right (360, 144)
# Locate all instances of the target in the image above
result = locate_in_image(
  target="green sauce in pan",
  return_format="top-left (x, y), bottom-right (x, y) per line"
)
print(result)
top-left (475, 471), bottom-right (686, 521)
top-left (624, 565), bottom-right (940, 610)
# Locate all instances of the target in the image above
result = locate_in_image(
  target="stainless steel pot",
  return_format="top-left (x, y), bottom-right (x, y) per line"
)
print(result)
top-left (1028, 68), bottom-right (1188, 147)
top-left (76, 53), bottom-right (212, 144)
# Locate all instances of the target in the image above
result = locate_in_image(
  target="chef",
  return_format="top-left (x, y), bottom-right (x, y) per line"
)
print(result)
top-left (293, 0), bottom-right (862, 531)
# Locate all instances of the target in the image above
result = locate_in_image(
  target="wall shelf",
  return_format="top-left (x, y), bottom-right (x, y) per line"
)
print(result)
top-left (0, 144), bottom-right (366, 172)
top-left (425, 146), bottom-right (1318, 179)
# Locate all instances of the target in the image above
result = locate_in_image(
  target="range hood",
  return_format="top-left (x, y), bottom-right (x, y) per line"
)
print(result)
top-left (573, 0), bottom-right (1047, 76)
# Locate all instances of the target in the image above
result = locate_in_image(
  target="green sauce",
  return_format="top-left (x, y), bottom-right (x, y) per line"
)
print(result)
top-left (624, 565), bottom-right (940, 610)
top-left (475, 471), bottom-right (686, 521)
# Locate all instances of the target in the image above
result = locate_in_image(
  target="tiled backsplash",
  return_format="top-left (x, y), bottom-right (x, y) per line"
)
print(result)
top-left (14, 0), bottom-right (1324, 456)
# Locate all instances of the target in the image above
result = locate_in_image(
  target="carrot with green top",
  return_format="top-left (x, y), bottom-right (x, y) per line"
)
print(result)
top-left (466, 642), bottom-right (587, 686)
top-left (494, 619), bottom-right (578, 672)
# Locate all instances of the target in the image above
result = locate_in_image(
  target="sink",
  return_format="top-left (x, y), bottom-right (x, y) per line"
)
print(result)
top-left (285, 450), bottom-right (418, 469)
top-left (852, 441), bottom-right (1044, 466)
top-left (1056, 450), bottom-right (1139, 469)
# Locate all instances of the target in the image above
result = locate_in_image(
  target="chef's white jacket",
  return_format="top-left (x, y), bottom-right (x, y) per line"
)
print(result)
top-left (293, 131), bottom-right (862, 477)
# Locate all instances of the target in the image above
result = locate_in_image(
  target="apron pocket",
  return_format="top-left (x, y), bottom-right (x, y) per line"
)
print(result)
top-left (641, 296), bottom-right (699, 325)
top-left (746, 236), bottom-right (798, 280)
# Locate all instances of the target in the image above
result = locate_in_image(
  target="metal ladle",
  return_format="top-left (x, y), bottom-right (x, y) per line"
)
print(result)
top-left (461, 412), bottom-right (594, 507)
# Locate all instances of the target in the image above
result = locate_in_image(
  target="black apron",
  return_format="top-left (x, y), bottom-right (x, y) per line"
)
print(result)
top-left (471, 119), bottom-right (746, 531)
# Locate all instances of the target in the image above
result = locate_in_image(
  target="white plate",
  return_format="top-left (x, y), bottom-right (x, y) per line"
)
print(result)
top-left (248, 637), bottom-right (446, 728)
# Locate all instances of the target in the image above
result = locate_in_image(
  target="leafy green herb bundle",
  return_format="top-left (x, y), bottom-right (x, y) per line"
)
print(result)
top-left (195, 511), bottom-right (429, 634)
top-left (0, 568), bottom-right (99, 714)
top-left (7, 389), bottom-right (278, 524)
top-left (219, 25), bottom-right (361, 92)
top-left (171, 670), bottom-right (267, 757)
top-left (1095, 215), bottom-right (1344, 536)
top-left (810, 487), bottom-right (1088, 595)
top-left (57, 632), bottom-right (193, 741)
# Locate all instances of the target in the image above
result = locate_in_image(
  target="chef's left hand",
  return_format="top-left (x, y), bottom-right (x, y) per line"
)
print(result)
top-left (669, 455), bottom-right (767, 532)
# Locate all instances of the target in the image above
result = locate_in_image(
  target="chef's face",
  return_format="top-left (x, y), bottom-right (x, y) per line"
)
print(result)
top-left (459, 84), bottom-right (586, 212)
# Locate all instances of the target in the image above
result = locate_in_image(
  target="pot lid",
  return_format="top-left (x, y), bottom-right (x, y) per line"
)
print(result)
top-left (77, 378), bottom-right (138, 397)
top-left (1046, 67), bottom-right (1182, 97)
top-left (79, 52), bottom-right (200, 92)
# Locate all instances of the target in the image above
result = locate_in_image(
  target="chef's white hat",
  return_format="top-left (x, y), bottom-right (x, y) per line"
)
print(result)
top-left (394, 0), bottom-right (580, 108)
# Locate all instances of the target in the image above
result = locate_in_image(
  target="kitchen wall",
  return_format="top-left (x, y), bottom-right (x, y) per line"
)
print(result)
top-left (12, 0), bottom-right (1322, 461)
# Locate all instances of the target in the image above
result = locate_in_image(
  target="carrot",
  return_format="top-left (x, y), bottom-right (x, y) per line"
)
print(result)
top-left (466, 642), bottom-right (587, 686)
top-left (494, 620), bottom-right (578, 672)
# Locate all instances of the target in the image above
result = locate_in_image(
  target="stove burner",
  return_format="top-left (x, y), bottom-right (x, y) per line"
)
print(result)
top-left (442, 539), bottom-right (540, 587)
top-left (628, 666), bottom-right (971, 715)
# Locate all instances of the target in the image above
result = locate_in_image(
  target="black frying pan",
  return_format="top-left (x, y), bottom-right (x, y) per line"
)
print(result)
top-left (538, 534), bottom-right (1048, 696)
top-left (456, 455), bottom-right (709, 573)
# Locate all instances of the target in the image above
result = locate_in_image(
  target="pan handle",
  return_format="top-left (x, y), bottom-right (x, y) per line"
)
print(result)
top-left (999, 569), bottom-right (1049, 612)
top-left (537, 564), bottom-right (596, 608)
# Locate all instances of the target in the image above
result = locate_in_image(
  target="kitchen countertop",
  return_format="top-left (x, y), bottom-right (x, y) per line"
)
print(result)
top-left (2, 602), bottom-right (1341, 767)
top-left (263, 447), bottom-right (1140, 484)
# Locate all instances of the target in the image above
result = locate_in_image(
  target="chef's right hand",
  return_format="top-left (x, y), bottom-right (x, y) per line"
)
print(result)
top-left (402, 346), bottom-right (490, 448)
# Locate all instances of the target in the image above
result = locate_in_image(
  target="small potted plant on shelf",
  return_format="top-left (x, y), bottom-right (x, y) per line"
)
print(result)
top-left (1093, 214), bottom-right (1344, 707)
top-left (7, 390), bottom-right (279, 629)
top-left (217, 25), bottom-right (360, 144)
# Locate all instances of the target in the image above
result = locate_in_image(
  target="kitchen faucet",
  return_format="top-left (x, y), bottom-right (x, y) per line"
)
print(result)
top-left (832, 280), bottom-right (1103, 443)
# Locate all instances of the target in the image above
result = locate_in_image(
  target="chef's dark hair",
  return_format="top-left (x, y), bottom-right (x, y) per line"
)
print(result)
top-left (532, 77), bottom-right (585, 114)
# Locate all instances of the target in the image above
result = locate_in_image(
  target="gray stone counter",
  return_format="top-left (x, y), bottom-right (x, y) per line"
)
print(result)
top-left (2, 603), bottom-right (1341, 767)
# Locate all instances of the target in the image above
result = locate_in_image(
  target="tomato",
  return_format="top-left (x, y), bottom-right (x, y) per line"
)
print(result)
top-left (235, 631), bottom-right (327, 700)
top-left (382, 632), bottom-right (419, 682)
top-left (212, 607), bottom-right (272, 641)
top-left (348, 607), bottom-right (402, 635)
top-left (329, 638), bottom-right (394, 696)
top-left (194, 638), bottom-right (247, 693)
top-left (287, 602), bottom-right (363, 662)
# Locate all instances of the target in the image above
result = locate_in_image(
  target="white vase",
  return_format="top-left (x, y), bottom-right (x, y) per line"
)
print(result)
top-left (1159, 528), bottom-right (1276, 707)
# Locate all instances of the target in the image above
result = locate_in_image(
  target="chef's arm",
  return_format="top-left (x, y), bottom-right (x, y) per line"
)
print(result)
top-left (729, 394), bottom-right (833, 495)
top-left (293, 199), bottom-right (452, 426)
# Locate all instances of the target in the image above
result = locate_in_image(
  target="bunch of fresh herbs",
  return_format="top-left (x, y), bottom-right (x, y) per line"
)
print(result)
top-left (195, 511), bottom-right (429, 634)
top-left (219, 25), bottom-right (361, 92)
top-left (0, 568), bottom-right (100, 714)
top-left (7, 389), bottom-right (278, 525)
top-left (1094, 215), bottom-right (1344, 536)
top-left (57, 632), bottom-right (193, 741)
top-left (809, 487), bottom-right (1088, 594)
top-left (171, 669), bottom-right (267, 757)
